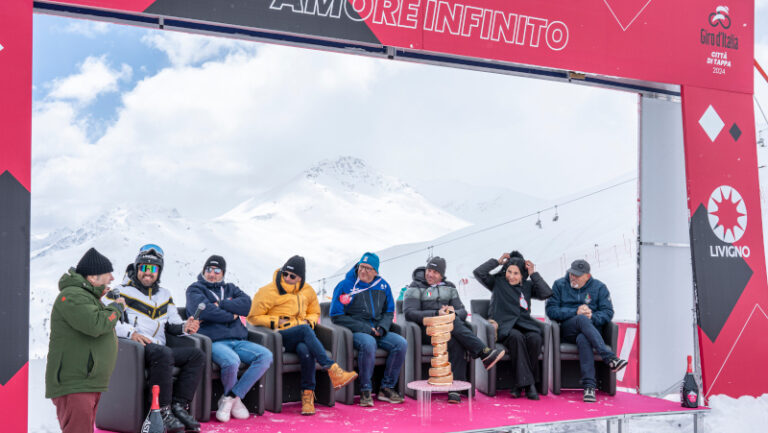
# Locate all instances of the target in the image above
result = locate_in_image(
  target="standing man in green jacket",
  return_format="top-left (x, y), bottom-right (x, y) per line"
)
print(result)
top-left (45, 248), bottom-right (126, 433)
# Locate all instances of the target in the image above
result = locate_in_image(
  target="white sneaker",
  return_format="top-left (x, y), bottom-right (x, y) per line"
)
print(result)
top-left (216, 395), bottom-right (235, 422)
top-left (231, 396), bottom-right (250, 419)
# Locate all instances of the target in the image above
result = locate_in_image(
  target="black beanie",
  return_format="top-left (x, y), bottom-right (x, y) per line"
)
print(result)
top-left (502, 251), bottom-right (528, 281)
top-left (75, 247), bottom-right (114, 277)
top-left (204, 255), bottom-right (226, 274)
top-left (282, 255), bottom-right (306, 282)
top-left (426, 256), bottom-right (447, 277)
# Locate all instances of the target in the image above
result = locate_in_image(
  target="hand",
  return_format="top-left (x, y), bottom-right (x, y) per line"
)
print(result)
top-left (445, 305), bottom-right (455, 313)
top-left (577, 304), bottom-right (592, 318)
top-left (525, 260), bottom-right (535, 275)
top-left (114, 297), bottom-right (126, 309)
top-left (130, 332), bottom-right (152, 346)
top-left (214, 302), bottom-right (219, 307)
top-left (438, 306), bottom-right (449, 316)
top-left (488, 319), bottom-right (499, 332)
top-left (183, 317), bottom-right (200, 334)
top-left (277, 318), bottom-right (290, 327)
top-left (371, 327), bottom-right (381, 337)
top-left (498, 252), bottom-right (511, 265)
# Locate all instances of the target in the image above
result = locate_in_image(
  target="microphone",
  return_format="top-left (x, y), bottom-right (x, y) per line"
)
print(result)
top-left (105, 287), bottom-right (121, 300)
top-left (192, 303), bottom-right (206, 320)
top-left (105, 288), bottom-right (127, 322)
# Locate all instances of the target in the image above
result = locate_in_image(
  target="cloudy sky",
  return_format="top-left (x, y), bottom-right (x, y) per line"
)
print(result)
top-left (30, 3), bottom-right (768, 234)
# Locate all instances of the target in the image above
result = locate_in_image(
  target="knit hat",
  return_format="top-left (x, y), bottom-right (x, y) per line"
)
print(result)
top-left (358, 252), bottom-right (380, 272)
top-left (502, 251), bottom-right (528, 280)
top-left (204, 255), bottom-right (227, 275)
top-left (277, 255), bottom-right (306, 294)
top-left (282, 255), bottom-right (306, 281)
top-left (75, 247), bottom-right (114, 277)
top-left (426, 256), bottom-right (447, 277)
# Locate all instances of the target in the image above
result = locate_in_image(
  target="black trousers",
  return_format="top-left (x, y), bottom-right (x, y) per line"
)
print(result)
top-left (422, 316), bottom-right (485, 381)
top-left (144, 343), bottom-right (205, 407)
top-left (499, 328), bottom-right (542, 388)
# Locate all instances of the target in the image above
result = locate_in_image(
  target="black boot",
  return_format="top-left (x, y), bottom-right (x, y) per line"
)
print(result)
top-left (160, 406), bottom-right (185, 433)
top-left (171, 401), bottom-right (200, 432)
top-left (526, 384), bottom-right (540, 401)
top-left (510, 387), bottom-right (522, 398)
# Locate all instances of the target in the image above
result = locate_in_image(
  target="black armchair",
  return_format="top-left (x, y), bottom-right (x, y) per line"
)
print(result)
top-left (550, 319), bottom-right (619, 395)
top-left (470, 299), bottom-right (550, 397)
top-left (95, 326), bottom-right (210, 433)
top-left (246, 321), bottom-right (339, 413)
top-left (396, 300), bottom-right (476, 399)
top-left (319, 302), bottom-right (406, 404)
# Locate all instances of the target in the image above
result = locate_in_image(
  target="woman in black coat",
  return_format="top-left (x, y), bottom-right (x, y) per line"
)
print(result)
top-left (473, 251), bottom-right (553, 400)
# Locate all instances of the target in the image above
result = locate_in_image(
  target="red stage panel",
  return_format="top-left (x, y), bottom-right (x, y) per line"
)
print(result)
top-left (681, 85), bottom-right (768, 398)
top-left (44, 0), bottom-right (753, 93)
top-left (95, 391), bottom-right (702, 433)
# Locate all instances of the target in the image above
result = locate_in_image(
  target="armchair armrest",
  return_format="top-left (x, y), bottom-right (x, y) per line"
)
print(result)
top-left (314, 323), bottom-right (338, 357)
top-left (470, 314), bottom-right (494, 347)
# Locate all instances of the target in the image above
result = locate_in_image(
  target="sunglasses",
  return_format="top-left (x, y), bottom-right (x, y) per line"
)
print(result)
top-left (358, 264), bottom-right (376, 273)
top-left (139, 244), bottom-right (164, 258)
top-left (139, 264), bottom-right (158, 273)
top-left (282, 271), bottom-right (299, 280)
top-left (205, 266), bottom-right (223, 274)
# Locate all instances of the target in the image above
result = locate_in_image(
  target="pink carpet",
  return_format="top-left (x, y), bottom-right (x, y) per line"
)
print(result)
top-left (97, 391), bottom-right (703, 433)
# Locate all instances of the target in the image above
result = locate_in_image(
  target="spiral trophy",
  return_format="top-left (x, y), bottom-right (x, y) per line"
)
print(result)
top-left (423, 312), bottom-right (455, 385)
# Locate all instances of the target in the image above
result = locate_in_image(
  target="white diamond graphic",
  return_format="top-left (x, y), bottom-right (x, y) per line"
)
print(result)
top-left (0, 43), bottom-right (4, 52)
top-left (699, 105), bottom-right (725, 142)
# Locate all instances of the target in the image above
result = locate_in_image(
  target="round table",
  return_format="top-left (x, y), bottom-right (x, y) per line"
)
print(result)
top-left (406, 380), bottom-right (472, 425)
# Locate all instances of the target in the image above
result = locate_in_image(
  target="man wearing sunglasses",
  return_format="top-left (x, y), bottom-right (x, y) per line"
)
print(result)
top-left (247, 255), bottom-right (358, 415)
top-left (113, 245), bottom-right (205, 433)
top-left (186, 255), bottom-right (272, 423)
top-left (330, 252), bottom-right (407, 407)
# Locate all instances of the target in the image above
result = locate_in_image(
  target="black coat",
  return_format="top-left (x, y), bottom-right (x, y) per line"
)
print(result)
top-left (473, 259), bottom-right (552, 338)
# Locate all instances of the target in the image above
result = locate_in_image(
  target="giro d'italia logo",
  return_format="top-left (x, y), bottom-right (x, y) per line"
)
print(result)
top-left (707, 185), bottom-right (747, 243)
top-left (709, 6), bottom-right (731, 29)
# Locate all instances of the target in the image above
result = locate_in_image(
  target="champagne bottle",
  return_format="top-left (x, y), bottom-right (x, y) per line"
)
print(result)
top-left (680, 355), bottom-right (699, 408)
top-left (141, 385), bottom-right (166, 432)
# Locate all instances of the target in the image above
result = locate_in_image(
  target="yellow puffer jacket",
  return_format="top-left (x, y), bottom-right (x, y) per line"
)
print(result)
top-left (247, 269), bottom-right (320, 330)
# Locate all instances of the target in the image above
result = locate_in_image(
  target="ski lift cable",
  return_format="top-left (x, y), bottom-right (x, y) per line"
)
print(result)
top-left (309, 177), bottom-right (637, 285)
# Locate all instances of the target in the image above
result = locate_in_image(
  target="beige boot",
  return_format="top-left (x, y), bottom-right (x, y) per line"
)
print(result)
top-left (327, 363), bottom-right (358, 389)
top-left (301, 390), bottom-right (316, 416)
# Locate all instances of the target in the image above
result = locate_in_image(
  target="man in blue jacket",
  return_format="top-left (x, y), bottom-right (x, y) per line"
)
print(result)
top-left (545, 259), bottom-right (627, 403)
top-left (330, 252), bottom-right (407, 407)
top-left (186, 255), bottom-right (272, 422)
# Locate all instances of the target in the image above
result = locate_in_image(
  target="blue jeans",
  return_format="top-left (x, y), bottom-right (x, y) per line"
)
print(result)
top-left (560, 315), bottom-right (616, 388)
top-left (280, 324), bottom-right (334, 391)
top-left (211, 339), bottom-right (272, 399)
top-left (352, 331), bottom-right (407, 391)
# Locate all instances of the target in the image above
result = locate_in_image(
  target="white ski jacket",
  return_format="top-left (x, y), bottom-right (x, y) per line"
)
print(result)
top-left (113, 275), bottom-right (185, 345)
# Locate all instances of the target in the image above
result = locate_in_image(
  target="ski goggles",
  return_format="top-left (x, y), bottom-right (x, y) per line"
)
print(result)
top-left (139, 264), bottom-right (159, 273)
top-left (205, 266), bottom-right (223, 275)
top-left (139, 243), bottom-right (164, 258)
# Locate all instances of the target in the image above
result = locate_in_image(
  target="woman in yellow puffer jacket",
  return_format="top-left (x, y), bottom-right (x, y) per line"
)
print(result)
top-left (247, 255), bottom-right (356, 415)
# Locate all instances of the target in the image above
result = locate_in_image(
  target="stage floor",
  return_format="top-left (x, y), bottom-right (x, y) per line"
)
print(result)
top-left (97, 390), bottom-right (703, 433)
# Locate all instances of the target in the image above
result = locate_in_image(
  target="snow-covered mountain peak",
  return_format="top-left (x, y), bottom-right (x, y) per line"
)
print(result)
top-left (303, 156), bottom-right (412, 194)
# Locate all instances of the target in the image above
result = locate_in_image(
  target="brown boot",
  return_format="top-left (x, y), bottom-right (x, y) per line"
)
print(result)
top-left (301, 390), bottom-right (316, 416)
top-left (327, 363), bottom-right (358, 389)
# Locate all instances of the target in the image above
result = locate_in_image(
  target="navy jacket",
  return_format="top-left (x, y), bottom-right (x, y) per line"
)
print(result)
top-left (545, 273), bottom-right (614, 328)
top-left (330, 264), bottom-right (395, 335)
top-left (473, 258), bottom-right (552, 338)
top-left (186, 274), bottom-right (252, 342)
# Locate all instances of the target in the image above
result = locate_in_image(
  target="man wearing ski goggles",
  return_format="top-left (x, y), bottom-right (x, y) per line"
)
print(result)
top-left (113, 244), bottom-right (204, 432)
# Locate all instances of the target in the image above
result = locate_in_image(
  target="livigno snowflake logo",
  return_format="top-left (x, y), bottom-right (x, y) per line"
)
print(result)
top-left (707, 185), bottom-right (747, 243)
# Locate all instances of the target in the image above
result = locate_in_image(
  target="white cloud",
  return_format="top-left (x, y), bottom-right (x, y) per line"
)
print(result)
top-left (141, 31), bottom-right (255, 67)
top-left (48, 55), bottom-right (132, 105)
top-left (32, 31), bottom-right (637, 232)
top-left (61, 20), bottom-right (111, 38)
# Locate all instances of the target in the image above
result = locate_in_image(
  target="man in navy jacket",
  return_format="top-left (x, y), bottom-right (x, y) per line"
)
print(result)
top-left (330, 252), bottom-right (407, 407)
top-left (186, 255), bottom-right (272, 422)
top-left (545, 259), bottom-right (627, 403)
